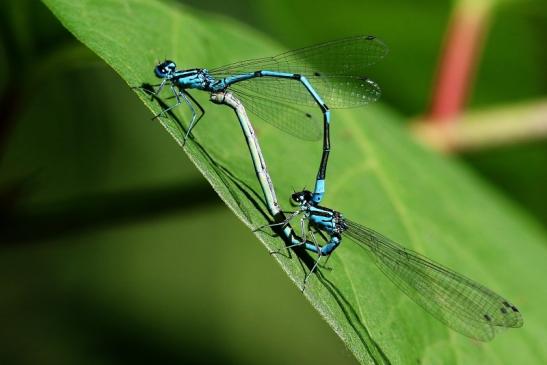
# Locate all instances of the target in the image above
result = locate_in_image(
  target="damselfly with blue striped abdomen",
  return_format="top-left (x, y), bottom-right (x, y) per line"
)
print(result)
top-left (266, 190), bottom-right (523, 341)
top-left (140, 35), bottom-right (387, 205)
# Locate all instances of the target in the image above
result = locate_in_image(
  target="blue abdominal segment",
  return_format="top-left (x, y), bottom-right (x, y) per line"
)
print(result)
top-left (280, 190), bottom-right (523, 341)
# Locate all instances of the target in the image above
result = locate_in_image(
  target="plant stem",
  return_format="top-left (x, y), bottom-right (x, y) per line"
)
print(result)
top-left (413, 99), bottom-right (547, 152)
top-left (428, 0), bottom-right (493, 124)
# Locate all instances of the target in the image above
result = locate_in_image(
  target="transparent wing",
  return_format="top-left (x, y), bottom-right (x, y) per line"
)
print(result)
top-left (210, 35), bottom-right (387, 108)
top-left (230, 88), bottom-right (322, 141)
top-left (344, 219), bottom-right (523, 341)
top-left (229, 76), bottom-right (381, 108)
top-left (210, 35), bottom-right (387, 77)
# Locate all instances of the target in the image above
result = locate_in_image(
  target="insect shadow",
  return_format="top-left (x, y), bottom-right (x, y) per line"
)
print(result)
top-left (139, 85), bottom-right (386, 360)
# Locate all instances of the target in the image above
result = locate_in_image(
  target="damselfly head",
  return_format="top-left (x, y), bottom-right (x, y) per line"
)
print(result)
top-left (154, 60), bottom-right (177, 79)
top-left (291, 190), bottom-right (313, 205)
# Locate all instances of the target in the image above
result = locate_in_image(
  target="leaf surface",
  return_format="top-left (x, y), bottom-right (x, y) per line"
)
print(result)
top-left (42, 0), bottom-right (547, 363)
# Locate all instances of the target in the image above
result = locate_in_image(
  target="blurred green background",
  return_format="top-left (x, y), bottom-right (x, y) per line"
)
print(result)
top-left (0, 0), bottom-right (545, 364)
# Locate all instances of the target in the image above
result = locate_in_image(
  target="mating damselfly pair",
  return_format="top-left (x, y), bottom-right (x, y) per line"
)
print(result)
top-left (138, 35), bottom-right (523, 341)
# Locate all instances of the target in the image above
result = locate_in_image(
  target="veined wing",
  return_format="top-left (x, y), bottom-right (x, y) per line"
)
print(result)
top-left (344, 219), bottom-right (523, 341)
top-left (210, 35), bottom-right (387, 108)
top-left (229, 76), bottom-right (381, 108)
top-left (230, 88), bottom-right (322, 141)
top-left (210, 35), bottom-right (387, 77)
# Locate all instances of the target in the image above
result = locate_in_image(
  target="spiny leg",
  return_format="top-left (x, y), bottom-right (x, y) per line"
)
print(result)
top-left (152, 84), bottom-right (182, 119)
top-left (309, 228), bottom-right (322, 258)
top-left (253, 209), bottom-right (302, 232)
top-left (261, 211), bottom-right (310, 256)
top-left (301, 225), bottom-right (326, 289)
top-left (269, 238), bottom-right (307, 256)
top-left (154, 79), bottom-right (167, 96)
top-left (299, 215), bottom-right (308, 243)
top-left (302, 255), bottom-right (324, 290)
top-left (182, 90), bottom-right (205, 145)
top-left (180, 92), bottom-right (196, 143)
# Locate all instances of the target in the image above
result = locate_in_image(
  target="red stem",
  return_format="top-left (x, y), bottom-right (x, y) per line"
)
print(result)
top-left (428, 3), bottom-right (491, 124)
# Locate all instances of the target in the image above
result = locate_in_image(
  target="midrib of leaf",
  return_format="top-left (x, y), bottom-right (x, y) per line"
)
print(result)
top-left (342, 113), bottom-right (424, 252)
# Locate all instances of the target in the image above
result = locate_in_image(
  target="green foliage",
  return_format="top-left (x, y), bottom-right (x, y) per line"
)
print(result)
top-left (41, 0), bottom-right (547, 364)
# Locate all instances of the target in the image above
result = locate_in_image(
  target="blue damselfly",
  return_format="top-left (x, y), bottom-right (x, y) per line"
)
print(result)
top-left (141, 35), bottom-right (387, 204)
top-left (269, 190), bottom-right (524, 341)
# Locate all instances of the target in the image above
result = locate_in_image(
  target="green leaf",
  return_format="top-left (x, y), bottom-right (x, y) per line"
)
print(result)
top-left (42, 0), bottom-right (547, 363)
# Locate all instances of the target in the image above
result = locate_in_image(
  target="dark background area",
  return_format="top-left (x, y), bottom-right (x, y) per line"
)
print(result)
top-left (1, 0), bottom-right (545, 364)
